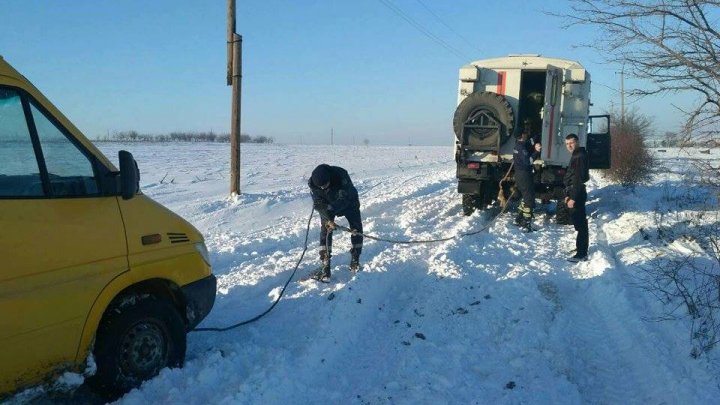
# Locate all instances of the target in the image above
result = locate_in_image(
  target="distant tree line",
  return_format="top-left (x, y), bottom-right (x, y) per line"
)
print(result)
top-left (658, 131), bottom-right (719, 148)
top-left (97, 130), bottom-right (273, 144)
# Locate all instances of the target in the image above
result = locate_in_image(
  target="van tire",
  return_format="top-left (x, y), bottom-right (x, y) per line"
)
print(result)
top-left (453, 91), bottom-right (514, 147)
top-left (88, 295), bottom-right (186, 399)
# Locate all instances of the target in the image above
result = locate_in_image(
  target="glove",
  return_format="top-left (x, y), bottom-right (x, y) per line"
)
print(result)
top-left (326, 220), bottom-right (336, 231)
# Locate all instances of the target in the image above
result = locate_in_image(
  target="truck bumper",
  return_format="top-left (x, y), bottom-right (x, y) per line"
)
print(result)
top-left (181, 274), bottom-right (217, 330)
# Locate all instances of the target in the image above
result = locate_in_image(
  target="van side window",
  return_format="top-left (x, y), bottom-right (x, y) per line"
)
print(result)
top-left (30, 102), bottom-right (99, 197)
top-left (0, 88), bottom-right (44, 197)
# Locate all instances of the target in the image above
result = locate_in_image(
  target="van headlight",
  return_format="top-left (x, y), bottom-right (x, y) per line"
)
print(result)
top-left (194, 242), bottom-right (211, 267)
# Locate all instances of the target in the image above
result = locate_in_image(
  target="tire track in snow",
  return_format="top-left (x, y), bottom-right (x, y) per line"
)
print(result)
top-left (204, 167), bottom-right (454, 297)
top-left (233, 168), bottom-right (482, 402)
top-left (545, 178), bottom-right (699, 404)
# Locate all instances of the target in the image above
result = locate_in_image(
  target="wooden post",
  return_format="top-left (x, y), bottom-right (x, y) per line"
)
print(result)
top-left (230, 33), bottom-right (242, 195)
top-left (620, 66), bottom-right (625, 126)
top-left (228, 0), bottom-right (242, 195)
top-left (226, 0), bottom-right (235, 86)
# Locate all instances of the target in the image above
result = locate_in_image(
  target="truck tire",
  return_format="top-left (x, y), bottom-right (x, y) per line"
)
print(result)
top-left (462, 194), bottom-right (476, 216)
top-left (88, 295), bottom-right (186, 399)
top-left (482, 180), bottom-right (499, 208)
top-left (453, 91), bottom-right (514, 148)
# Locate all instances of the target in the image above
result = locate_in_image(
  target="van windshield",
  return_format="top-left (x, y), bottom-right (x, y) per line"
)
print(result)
top-left (0, 88), bottom-right (43, 197)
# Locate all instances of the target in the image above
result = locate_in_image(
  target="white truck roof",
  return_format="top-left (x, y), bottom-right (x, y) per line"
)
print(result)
top-left (462, 55), bottom-right (587, 82)
top-left (467, 54), bottom-right (584, 70)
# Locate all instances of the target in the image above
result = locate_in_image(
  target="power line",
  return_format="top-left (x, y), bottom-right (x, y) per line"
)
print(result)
top-left (594, 81), bottom-right (621, 94)
top-left (414, 0), bottom-right (482, 54)
top-left (594, 80), bottom-right (642, 107)
top-left (377, 0), bottom-right (467, 60)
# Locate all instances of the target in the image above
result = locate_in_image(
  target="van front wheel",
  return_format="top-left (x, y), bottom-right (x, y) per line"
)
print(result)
top-left (88, 296), bottom-right (186, 399)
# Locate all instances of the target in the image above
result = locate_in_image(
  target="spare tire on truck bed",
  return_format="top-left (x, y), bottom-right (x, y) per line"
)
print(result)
top-left (453, 91), bottom-right (514, 148)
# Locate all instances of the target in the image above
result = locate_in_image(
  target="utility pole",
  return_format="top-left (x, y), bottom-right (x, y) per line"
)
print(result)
top-left (228, 0), bottom-right (242, 195)
top-left (618, 65), bottom-right (625, 126)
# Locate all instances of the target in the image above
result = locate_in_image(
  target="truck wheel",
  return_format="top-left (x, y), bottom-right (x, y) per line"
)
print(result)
top-left (462, 194), bottom-right (476, 216)
top-left (556, 199), bottom-right (572, 225)
top-left (453, 91), bottom-right (514, 148)
top-left (482, 181), bottom-right (499, 208)
top-left (88, 295), bottom-right (186, 399)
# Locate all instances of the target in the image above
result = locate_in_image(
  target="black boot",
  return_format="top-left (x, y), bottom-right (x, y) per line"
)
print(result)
top-left (350, 247), bottom-right (362, 273)
top-left (350, 254), bottom-right (360, 273)
top-left (514, 212), bottom-right (524, 226)
top-left (311, 251), bottom-right (331, 280)
top-left (520, 205), bottom-right (534, 233)
top-left (514, 201), bottom-right (526, 226)
top-left (522, 217), bottom-right (533, 233)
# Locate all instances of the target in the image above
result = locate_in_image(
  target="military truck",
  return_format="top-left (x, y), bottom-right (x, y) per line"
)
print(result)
top-left (453, 54), bottom-right (611, 216)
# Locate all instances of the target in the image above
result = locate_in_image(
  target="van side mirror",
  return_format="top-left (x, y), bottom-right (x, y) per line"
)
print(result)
top-left (119, 150), bottom-right (140, 200)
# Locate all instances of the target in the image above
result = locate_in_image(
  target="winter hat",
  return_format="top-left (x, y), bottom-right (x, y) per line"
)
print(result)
top-left (311, 165), bottom-right (331, 187)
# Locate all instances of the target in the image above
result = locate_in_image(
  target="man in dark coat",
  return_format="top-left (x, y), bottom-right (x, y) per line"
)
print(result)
top-left (563, 133), bottom-right (590, 262)
top-left (513, 130), bottom-right (541, 232)
top-left (308, 164), bottom-right (363, 280)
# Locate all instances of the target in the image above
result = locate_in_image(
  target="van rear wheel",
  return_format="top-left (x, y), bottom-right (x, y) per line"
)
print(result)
top-left (88, 295), bottom-right (186, 399)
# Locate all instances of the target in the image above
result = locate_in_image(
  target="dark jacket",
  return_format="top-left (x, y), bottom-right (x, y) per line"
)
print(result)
top-left (513, 139), bottom-right (538, 173)
top-left (308, 165), bottom-right (359, 219)
top-left (564, 147), bottom-right (589, 201)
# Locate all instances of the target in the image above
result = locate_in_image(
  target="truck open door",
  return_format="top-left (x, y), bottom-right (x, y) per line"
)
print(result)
top-left (541, 65), bottom-right (563, 163)
top-left (587, 114), bottom-right (611, 169)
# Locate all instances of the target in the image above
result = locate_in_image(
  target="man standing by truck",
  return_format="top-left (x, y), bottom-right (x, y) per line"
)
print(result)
top-left (308, 164), bottom-right (363, 280)
top-left (563, 134), bottom-right (590, 262)
top-left (513, 130), bottom-right (542, 232)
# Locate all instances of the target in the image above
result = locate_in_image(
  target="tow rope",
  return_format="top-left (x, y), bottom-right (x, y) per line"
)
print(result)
top-left (191, 189), bottom-right (515, 333)
top-left (192, 207), bottom-right (315, 332)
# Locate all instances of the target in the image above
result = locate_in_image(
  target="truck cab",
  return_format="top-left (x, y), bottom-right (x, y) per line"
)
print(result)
top-left (0, 56), bottom-right (216, 399)
top-left (453, 54), bottom-right (611, 215)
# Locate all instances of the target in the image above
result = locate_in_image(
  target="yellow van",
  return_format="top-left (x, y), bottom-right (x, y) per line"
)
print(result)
top-left (0, 56), bottom-right (216, 399)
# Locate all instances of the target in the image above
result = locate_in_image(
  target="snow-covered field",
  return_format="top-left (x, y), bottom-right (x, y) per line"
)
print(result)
top-left (14, 144), bottom-right (720, 404)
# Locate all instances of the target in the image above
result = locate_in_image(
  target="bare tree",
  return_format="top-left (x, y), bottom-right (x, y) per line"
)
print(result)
top-left (553, 0), bottom-right (720, 142)
top-left (553, 1), bottom-right (720, 356)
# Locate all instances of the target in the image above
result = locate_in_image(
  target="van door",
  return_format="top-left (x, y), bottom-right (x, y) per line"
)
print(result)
top-left (587, 115), bottom-right (611, 169)
top-left (0, 87), bottom-right (127, 392)
top-left (541, 65), bottom-right (563, 164)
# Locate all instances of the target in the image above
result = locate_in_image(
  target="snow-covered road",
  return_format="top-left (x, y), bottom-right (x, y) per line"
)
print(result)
top-left (14, 144), bottom-right (720, 404)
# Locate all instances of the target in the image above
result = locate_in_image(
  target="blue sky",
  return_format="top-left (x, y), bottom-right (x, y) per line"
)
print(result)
top-left (0, 0), bottom-right (693, 145)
